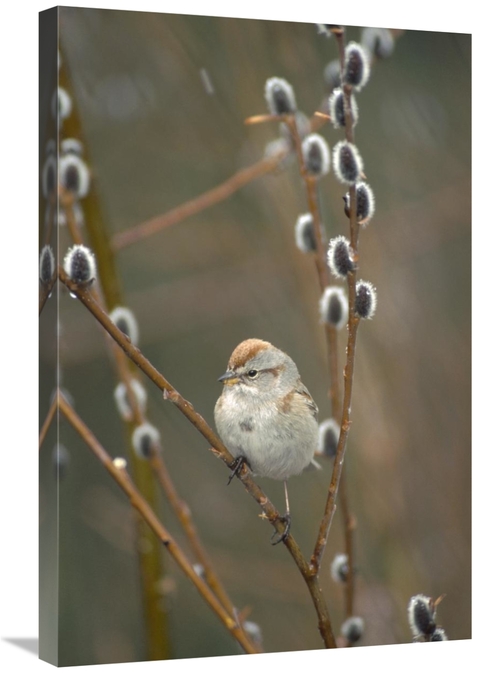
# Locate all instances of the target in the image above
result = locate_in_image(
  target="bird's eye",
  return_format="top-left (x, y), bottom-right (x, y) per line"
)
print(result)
top-left (247, 369), bottom-right (258, 379)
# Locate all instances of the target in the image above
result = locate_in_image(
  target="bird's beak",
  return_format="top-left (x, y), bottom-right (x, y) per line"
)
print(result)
top-left (218, 370), bottom-right (240, 385)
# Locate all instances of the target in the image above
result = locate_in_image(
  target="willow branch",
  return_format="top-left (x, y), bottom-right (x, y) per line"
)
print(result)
top-left (58, 52), bottom-right (172, 660)
top-left (310, 27), bottom-right (361, 582)
top-left (148, 450), bottom-right (240, 627)
top-left (58, 267), bottom-right (336, 649)
top-left (57, 391), bottom-right (258, 654)
top-left (39, 392), bottom-right (58, 450)
top-left (112, 153), bottom-right (284, 251)
top-left (110, 32), bottom-right (403, 256)
top-left (58, 200), bottom-right (249, 645)
top-left (285, 114), bottom-right (342, 419)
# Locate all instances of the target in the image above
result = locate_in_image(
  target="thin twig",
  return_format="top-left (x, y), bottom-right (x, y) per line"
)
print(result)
top-left (57, 391), bottom-right (259, 655)
top-left (112, 153), bottom-right (284, 251)
top-left (59, 184), bottom-right (254, 653)
top-left (110, 31), bottom-right (403, 255)
top-left (57, 267), bottom-right (337, 649)
top-left (148, 452), bottom-right (242, 627)
top-left (39, 392), bottom-right (58, 450)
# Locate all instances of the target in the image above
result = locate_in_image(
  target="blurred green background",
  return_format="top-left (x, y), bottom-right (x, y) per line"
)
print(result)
top-left (39, 7), bottom-right (470, 665)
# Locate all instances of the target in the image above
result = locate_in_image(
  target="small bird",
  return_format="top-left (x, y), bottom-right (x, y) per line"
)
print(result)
top-left (214, 338), bottom-right (319, 543)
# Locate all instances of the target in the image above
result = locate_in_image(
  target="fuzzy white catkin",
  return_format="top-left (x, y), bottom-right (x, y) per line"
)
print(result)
top-left (343, 42), bottom-right (371, 91)
top-left (63, 244), bottom-right (96, 285)
top-left (264, 77), bottom-right (297, 116)
top-left (114, 379), bottom-right (147, 421)
top-left (332, 141), bottom-right (364, 185)
top-left (407, 594), bottom-right (436, 637)
top-left (355, 280), bottom-right (377, 319)
top-left (330, 553), bottom-right (349, 583)
top-left (319, 287), bottom-right (348, 329)
top-left (39, 245), bottom-right (55, 284)
top-left (59, 154), bottom-right (91, 199)
top-left (329, 88), bottom-right (359, 129)
top-left (327, 236), bottom-right (355, 278)
top-left (295, 213), bottom-right (316, 253)
top-left (318, 418), bottom-right (341, 457)
top-left (302, 133), bottom-right (330, 178)
top-left (110, 306), bottom-right (140, 346)
top-left (131, 422), bottom-right (160, 459)
top-left (341, 616), bottom-right (364, 643)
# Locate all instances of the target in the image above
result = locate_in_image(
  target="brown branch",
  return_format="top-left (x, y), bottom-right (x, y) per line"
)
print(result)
top-left (148, 452), bottom-right (241, 627)
top-left (310, 27), bottom-right (361, 584)
top-left (57, 267), bottom-right (337, 649)
top-left (111, 106), bottom-right (335, 253)
top-left (59, 202), bottom-right (250, 647)
top-left (284, 115), bottom-right (343, 421)
top-left (112, 153), bottom-right (284, 251)
top-left (283, 114), bottom-right (351, 586)
top-left (57, 391), bottom-right (258, 655)
top-left (39, 392), bottom-right (58, 450)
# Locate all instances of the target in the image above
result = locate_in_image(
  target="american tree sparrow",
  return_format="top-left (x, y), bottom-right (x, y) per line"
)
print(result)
top-left (214, 338), bottom-right (319, 543)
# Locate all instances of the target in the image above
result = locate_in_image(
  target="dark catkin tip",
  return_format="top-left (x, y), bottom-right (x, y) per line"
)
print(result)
top-left (355, 280), bottom-right (377, 319)
top-left (116, 318), bottom-right (130, 338)
top-left (140, 434), bottom-right (153, 458)
top-left (63, 163), bottom-right (79, 192)
top-left (413, 599), bottom-right (436, 635)
top-left (326, 295), bottom-right (343, 325)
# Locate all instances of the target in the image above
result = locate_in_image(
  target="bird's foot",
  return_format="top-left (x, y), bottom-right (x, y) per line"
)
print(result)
top-left (271, 513), bottom-right (291, 545)
top-left (227, 455), bottom-right (248, 485)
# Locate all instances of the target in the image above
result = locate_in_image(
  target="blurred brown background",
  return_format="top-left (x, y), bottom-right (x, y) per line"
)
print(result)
top-left (39, 7), bottom-right (470, 665)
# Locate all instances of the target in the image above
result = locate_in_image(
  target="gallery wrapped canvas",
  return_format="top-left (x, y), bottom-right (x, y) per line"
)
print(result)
top-left (39, 5), bottom-right (470, 667)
